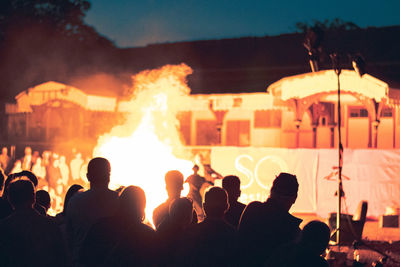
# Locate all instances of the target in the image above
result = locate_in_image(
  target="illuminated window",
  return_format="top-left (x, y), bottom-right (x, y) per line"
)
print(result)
top-left (233, 97), bottom-right (242, 107)
top-left (349, 107), bottom-right (368, 118)
top-left (226, 120), bottom-right (250, 146)
top-left (380, 108), bottom-right (393, 117)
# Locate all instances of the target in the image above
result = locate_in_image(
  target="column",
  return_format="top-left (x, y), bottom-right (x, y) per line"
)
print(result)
top-left (371, 120), bottom-right (380, 148)
top-left (294, 119), bottom-right (301, 148)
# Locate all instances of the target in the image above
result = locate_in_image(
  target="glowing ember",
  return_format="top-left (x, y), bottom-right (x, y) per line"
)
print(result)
top-left (93, 64), bottom-right (195, 224)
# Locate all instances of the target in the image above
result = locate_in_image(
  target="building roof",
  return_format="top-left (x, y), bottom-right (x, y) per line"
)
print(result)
top-left (10, 81), bottom-right (117, 113)
top-left (268, 70), bottom-right (389, 102)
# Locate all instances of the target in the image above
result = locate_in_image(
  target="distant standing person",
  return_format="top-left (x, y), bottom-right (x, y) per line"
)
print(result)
top-left (59, 155), bottom-right (70, 188)
top-left (185, 165), bottom-right (211, 222)
top-left (32, 157), bottom-right (47, 189)
top-left (70, 153), bottom-right (84, 182)
top-left (21, 146), bottom-right (33, 170)
top-left (0, 147), bottom-right (10, 174)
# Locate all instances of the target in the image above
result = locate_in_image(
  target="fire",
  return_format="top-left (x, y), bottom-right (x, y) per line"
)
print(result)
top-left (93, 64), bottom-right (195, 224)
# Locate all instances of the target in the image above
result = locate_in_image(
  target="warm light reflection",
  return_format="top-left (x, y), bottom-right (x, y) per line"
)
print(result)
top-left (93, 64), bottom-right (195, 224)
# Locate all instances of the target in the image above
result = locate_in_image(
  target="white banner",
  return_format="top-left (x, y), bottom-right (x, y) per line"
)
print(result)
top-left (210, 147), bottom-right (400, 218)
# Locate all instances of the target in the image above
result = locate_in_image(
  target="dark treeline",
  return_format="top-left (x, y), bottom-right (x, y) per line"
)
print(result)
top-left (123, 26), bottom-right (400, 94)
top-left (0, 0), bottom-right (121, 101)
top-left (0, 1), bottom-right (399, 100)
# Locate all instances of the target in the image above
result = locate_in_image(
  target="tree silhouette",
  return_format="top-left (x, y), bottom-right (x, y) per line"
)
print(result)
top-left (295, 18), bottom-right (360, 33)
top-left (0, 0), bottom-right (117, 101)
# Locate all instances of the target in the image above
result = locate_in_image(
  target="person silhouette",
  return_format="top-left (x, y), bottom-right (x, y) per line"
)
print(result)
top-left (81, 185), bottom-right (156, 266)
top-left (156, 197), bottom-right (194, 266)
top-left (153, 170), bottom-right (184, 229)
top-left (185, 165), bottom-right (211, 222)
top-left (0, 147), bottom-right (10, 174)
top-left (265, 220), bottom-right (330, 267)
top-left (238, 172), bottom-right (302, 266)
top-left (0, 170), bottom-right (40, 219)
top-left (178, 187), bottom-right (237, 267)
top-left (0, 179), bottom-right (66, 266)
top-left (222, 175), bottom-right (246, 228)
top-left (66, 157), bottom-right (119, 266)
top-left (36, 189), bottom-right (51, 214)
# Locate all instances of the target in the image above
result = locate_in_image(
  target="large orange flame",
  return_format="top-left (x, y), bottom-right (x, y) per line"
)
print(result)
top-left (93, 64), bottom-right (195, 224)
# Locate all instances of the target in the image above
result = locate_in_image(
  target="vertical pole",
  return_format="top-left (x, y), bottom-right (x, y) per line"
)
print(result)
top-left (312, 126), bottom-right (317, 148)
top-left (295, 120), bottom-right (301, 148)
top-left (336, 71), bottom-right (343, 249)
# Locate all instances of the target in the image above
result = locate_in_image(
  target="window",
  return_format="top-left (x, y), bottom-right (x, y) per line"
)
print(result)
top-left (381, 108), bottom-right (393, 118)
top-left (196, 120), bottom-right (219, 145)
top-left (254, 110), bottom-right (282, 128)
top-left (349, 107), bottom-right (368, 118)
top-left (226, 120), bottom-right (250, 146)
top-left (233, 97), bottom-right (242, 107)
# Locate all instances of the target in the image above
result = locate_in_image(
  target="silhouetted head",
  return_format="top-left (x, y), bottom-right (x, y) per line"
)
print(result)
top-left (63, 184), bottom-right (84, 214)
top-left (7, 179), bottom-right (35, 209)
top-left (165, 170), bottom-right (184, 199)
top-left (169, 197), bottom-right (193, 228)
top-left (192, 165), bottom-right (199, 174)
top-left (300, 220), bottom-right (331, 255)
top-left (119, 186), bottom-right (146, 223)
top-left (270, 172), bottom-right (298, 211)
top-left (24, 146), bottom-right (32, 156)
top-left (19, 171), bottom-right (38, 187)
top-left (86, 157), bottom-right (111, 188)
top-left (203, 187), bottom-right (229, 219)
top-left (3, 171), bottom-right (38, 199)
top-left (36, 190), bottom-right (51, 212)
top-left (222, 175), bottom-right (241, 203)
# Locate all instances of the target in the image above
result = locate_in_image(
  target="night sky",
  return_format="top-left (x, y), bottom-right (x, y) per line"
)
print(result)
top-left (85, 0), bottom-right (400, 48)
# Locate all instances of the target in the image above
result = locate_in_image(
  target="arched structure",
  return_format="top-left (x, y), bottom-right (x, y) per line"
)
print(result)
top-left (268, 70), bottom-right (397, 148)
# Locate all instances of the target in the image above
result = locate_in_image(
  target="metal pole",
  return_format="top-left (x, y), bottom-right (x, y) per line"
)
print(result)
top-left (336, 69), bottom-right (343, 249)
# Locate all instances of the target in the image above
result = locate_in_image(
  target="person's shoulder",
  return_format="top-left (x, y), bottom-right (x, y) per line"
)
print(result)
top-left (153, 201), bottom-right (168, 221)
top-left (238, 201), bottom-right (264, 228)
top-left (131, 223), bottom-right (156, 239)
top-left (142, 223), bottom-right (156, 233)
top-left (288, 213), bottom-right (303, 226)
top-left (68, 189), bottom-right (87, 203)
top-left (243, 200), bottom-right (263, 211)
top-left (235, 201), bottom-right (246, 210)
top-left (27, 210), bottom-right (61, 231)
top-left (154, 201), bottom-right (168, 214)
top-left (219, 219), bottom-right (236, 233)
top-left (106, 188), bottom-right (119, 198)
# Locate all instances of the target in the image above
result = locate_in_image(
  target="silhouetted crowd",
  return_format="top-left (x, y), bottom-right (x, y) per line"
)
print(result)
top-left (0, 157), bottom-right (331, 267)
